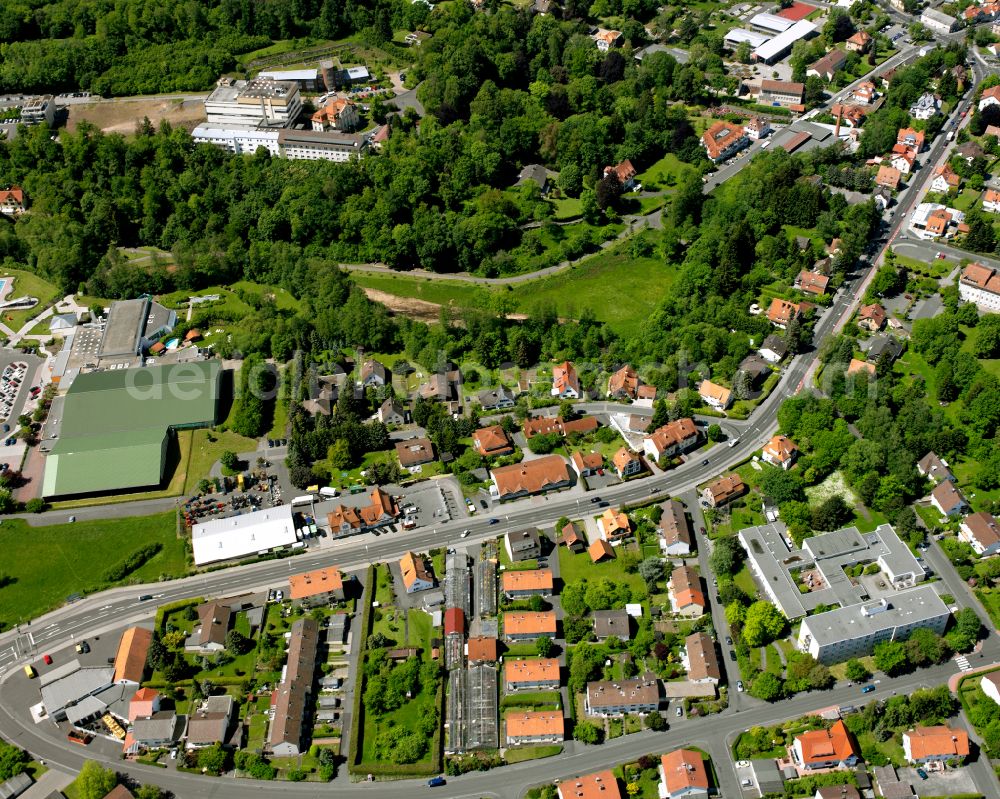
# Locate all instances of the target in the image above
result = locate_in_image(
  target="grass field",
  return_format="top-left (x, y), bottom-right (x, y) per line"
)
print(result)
top-left (504, 744), bottom-right (562, 763)
top-left (974, 587), bottom-right (1000, 629)
top-left (349, 235), bottom-right (675, 337)
top-left (0, 512), bottom-right (186, 629)
top-left (558, 543), bottom-right (648, 600)
top-left (0, 268), bottom-right (61, 331)
top-left (184, 429), bottom-right (258, 494)
top-left (636, 153), bottom-right (698, 189)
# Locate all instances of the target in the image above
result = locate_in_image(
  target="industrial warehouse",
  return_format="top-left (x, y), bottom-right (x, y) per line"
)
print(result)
top-left (42, 361), bottom-right (221, 497)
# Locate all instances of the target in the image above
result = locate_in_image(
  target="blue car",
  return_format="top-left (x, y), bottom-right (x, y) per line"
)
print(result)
top-left (861, 684), bottom-right (875, 694)
top-left (916, 768), bottom-right (928, 780)
top-left (428, 777), bottom-right (446, 787)
top-left (488, 518), bottom-right (499, 525)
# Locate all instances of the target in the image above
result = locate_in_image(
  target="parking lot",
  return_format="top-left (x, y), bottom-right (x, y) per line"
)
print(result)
top-left (899, 766), bottom-right (979, 797)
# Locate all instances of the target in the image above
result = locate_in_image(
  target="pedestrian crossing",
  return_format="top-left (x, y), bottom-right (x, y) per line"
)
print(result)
top-left (955, 654), bottom-right (972, 672)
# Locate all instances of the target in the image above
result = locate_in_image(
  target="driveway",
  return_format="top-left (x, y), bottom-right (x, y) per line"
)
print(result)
top-left (898, 766), bottom-right (977, 797)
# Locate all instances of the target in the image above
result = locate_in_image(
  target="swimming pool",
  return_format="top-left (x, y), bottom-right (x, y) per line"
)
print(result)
top-left (165, 338), bottom-right (180, 350)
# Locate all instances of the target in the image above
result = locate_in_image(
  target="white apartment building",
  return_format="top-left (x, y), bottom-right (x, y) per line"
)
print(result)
top-left (958, 263), bottom-right (1000, 312)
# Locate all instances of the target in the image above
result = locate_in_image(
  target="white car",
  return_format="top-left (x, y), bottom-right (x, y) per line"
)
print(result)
top-left (460, 530), bottom-right (471, 538)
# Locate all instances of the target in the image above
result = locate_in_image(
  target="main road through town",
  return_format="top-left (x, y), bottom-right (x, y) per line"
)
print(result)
top-left (0, 234), bottom-right (918, 798)
top-left (0, 54), bottom-right (991, 799)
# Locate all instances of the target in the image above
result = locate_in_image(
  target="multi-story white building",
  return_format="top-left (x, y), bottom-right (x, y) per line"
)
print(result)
top-left (958, 263), bottom-right (1000, 312)
top-left (204, 78), bottom-right (302, 127)
top-left (192, 124), bottom-right (367, 163)
top-left (797, 585), bottom-right (949, 664)
top-left (19, 95), bottom-right (55, 126)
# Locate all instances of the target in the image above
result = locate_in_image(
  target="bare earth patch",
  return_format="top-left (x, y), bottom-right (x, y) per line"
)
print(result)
top-left (67, 97), bottom-right (207, 134)
top-left (362, 288), bottom-right (447, 324)
top-left (362, 288), bottom-right (532, 325)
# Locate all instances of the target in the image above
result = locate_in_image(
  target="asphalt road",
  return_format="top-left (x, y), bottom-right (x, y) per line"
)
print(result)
top-left (1, 648), bottom-right (995, 799)
top-left (0, 244), bottom-right (879, 799)
top-left (1, 31), bottom-right (991, 797)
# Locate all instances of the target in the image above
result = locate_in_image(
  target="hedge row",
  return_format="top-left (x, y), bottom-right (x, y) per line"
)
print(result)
top-left (154, 597), bottom-right (203, 634)
top-left (102, 542), bottom-right (163, 583)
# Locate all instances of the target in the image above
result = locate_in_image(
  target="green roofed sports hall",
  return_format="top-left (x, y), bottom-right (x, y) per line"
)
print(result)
top-left (42, 361), bottom-right (221, 498)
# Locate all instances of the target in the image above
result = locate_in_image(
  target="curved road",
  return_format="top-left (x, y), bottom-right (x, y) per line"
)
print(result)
top-left (0, 245), bottom-right (877, 797)
top-left (1, 39), bottom-right (990, 798)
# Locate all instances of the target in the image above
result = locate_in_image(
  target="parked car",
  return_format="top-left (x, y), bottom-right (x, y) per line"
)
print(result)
top-left (675, 706), bottom-right (683, 717)
top-left (916, 768), bottom-right (928, 780)
top-left (428, 777), bottom-right (446, 787)
top-left (729, 650), bottom-right (737, 662)
top-left (725, 636), bottom-right (733, 645)
top-left (737, 680), bottom-right (744, 692)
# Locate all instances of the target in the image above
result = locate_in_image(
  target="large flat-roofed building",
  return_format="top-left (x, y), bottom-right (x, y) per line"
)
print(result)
top-left (205, 78), bottom-right (302, 127)
top-left (753, 19), bottom-right (817, 64)
top-left (738, 522), bottom-right (925, 620)
top-left (798, 584), bottom-right (949, 663)
top-left (99, 297), bottom-right (176, 362)
top-left (43, 361), bottom-right (221, 498)
top-left (724, 28), bottom-right (771, 49)
top-left (38, 659), bottom-right (115, 721)
top-left (192, 505), bottom-right (298, 565)
top-left (192, 124), bottom-right (280, 157)
top-left (277, 129), bottom-right (367, 162)
top-left (20, 95), bottom-right (55, 125)
top-left (257, 68), bottom-right (319, 90)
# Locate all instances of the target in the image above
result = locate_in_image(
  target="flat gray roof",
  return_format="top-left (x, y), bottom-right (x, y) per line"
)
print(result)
top-left (740, 522), bottom-right (924, 619)
top-left (753, 19), bottom-right (817, 62)
top-left (738, 523), bottom-right (807, 617)
top-left (800, 584), bottom-right (949, 646)
top-left (99, 298), bottom-right (147, 358)
top-left (40, 665), bottom-right (114, 715)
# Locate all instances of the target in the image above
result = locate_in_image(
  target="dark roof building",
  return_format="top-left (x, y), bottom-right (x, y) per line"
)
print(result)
top-left (269, 617), bottom-right (319, 756)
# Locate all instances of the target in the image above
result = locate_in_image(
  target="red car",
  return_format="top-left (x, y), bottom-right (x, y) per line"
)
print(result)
top-left (42, 654), bottom-right (53, 665)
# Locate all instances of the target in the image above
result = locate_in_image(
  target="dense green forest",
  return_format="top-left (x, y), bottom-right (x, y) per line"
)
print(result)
top-left (0, 0), bottom-right (430, 94)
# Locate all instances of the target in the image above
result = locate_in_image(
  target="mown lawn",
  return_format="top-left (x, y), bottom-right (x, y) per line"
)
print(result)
top-left (348, 234), bottom-right (677, 337)
top-left (184, 428), bottom-right (258, 494)
top-left (0, 267), bottom-right (61, 330)
top-left (0, 512), bottom-right (186, 629)
top-left (558, 544), bottom-right (648, 599)
top-left (504, 744), bottom-right (562, 763)
top-left (636, 152), bottom-right (697, 189)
